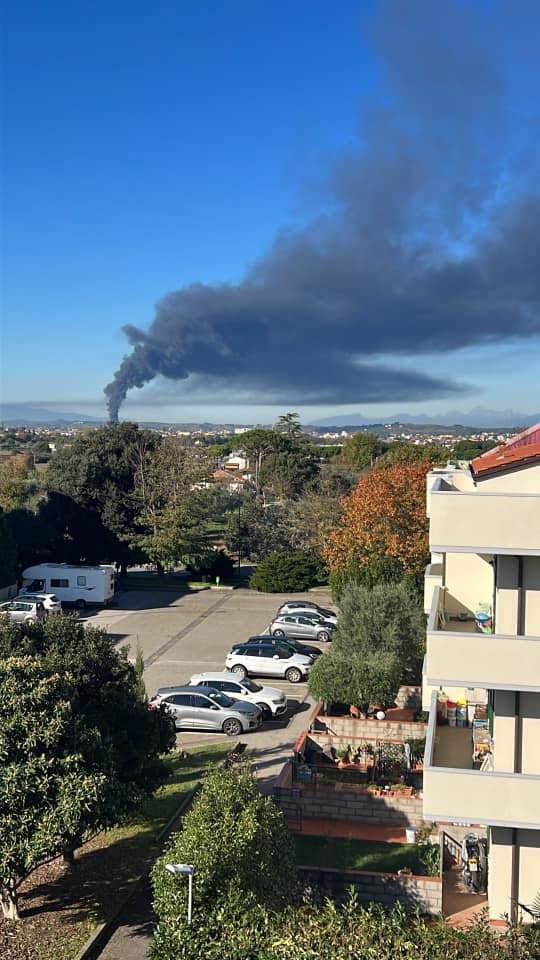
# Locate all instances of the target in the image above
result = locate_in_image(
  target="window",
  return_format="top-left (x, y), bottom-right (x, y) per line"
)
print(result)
top-left (167, 695), bottom-right (191, 706)
top-left (51, 579), bottom-right (69, 588)
top-left (190, 695), bottom-right (212, 709)
top-left (76, 576), bottom-right (87, 586)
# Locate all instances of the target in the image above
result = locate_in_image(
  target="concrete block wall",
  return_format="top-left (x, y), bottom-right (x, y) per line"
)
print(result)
top-left (312, 718), bottom-right (428, 741)
top-left (298, 866), bottom-right (442, 915)
top-left (275, 784), bottom-right (424, 826)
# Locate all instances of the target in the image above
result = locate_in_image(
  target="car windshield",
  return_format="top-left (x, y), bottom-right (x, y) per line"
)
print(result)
top-left (240, 678), bottom-right (262, 692)
top-left (207, 690), bottom-right (234, 707)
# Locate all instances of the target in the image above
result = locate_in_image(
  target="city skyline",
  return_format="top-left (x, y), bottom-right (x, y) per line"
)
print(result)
top-left (3, 1), bottom-right (540, 423)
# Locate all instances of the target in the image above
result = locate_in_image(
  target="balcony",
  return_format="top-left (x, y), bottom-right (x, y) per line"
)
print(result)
top-left (429, 483), bottom-right (540, 555)
top-left (425, 587), bottom-right (540, 693)
top-left (423, 693), bottom-right (540, 830)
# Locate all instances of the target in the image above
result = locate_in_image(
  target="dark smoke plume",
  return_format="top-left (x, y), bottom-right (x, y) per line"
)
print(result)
top-left (105, 0), bottom-right (540, 420)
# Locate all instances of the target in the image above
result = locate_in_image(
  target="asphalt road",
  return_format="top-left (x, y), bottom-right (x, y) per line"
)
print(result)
top-left (83, 585), bottom-right (333, 791)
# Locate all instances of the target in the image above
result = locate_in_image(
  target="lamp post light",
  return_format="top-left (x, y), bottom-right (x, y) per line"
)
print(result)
top-left (165, 863), bottom-right (195, 924)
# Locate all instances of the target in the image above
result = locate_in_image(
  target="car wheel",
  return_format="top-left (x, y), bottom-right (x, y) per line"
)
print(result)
top-left (222, 717), bottom-right (242, 737)
top-left (273, 629), bottom-right (285, 637)
top-left (75, 599), bottom-right (86, 610)
top-left (256, 702), bottom-right (271, 719)
top-left (317, 630), bottom-right (330, 642)
top-left (285, 666), bottom-right (302, 683)
top-left (24, 618), bottom-right (36, 625)
top-left (231, 664), bottom-right (247, 679)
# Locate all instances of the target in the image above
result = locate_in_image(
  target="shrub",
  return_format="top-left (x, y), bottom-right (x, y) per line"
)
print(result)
top-left (249, 551), bottom-right (318, 592)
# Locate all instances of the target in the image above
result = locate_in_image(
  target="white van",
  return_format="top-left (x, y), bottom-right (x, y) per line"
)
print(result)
top-left (21, 563), bottom-right (116, 609)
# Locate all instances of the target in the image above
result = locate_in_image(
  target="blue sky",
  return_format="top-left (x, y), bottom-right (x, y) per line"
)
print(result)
top-left (2, 0), bottom-right (540, 425)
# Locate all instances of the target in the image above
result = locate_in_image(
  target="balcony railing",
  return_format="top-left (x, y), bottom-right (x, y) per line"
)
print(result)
top-left (425, 587), bottom-right (540, 692)
top-left (424, 693), bottom-right (540, 830)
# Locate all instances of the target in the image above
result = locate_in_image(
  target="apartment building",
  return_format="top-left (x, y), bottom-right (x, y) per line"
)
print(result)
top-left (422, 424), bottom-right (540, 922)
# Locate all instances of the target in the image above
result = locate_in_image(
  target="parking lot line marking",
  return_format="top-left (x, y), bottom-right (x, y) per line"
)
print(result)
top-left (143, 591), bottom-right (234, 668)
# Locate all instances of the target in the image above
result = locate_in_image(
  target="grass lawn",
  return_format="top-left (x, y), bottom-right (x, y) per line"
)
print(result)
top-left (0, 744), bottom-right (229, 960)
top-left (294, 835), bottom-right (423, 875)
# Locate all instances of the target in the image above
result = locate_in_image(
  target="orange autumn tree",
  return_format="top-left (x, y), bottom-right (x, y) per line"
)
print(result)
top-left (324, 459), bottom-right (431, 590)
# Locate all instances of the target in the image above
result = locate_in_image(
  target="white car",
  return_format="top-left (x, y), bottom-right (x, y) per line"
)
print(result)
top-left (225, 641), bottom-right (312, 683)
top-left (17, 592), bottom-right (62, 614)
top-left (188, 671), bottom-right (287, 719)
top-left (277, 601), bottom-right (338, 625)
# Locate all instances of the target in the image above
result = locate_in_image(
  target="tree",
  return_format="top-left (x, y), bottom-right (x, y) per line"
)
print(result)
top-left (236, 429), bottom-right (285, 494)
top-left (0, 617), bottom-right (175, 918)
top-left (224, 498), bottom-right (292, 562)
top-left (258, 448), bottom-right (319, 500)
top-left (308, 648), bottom-right (402, 715)
top-left (335, 580), bottom-right (425, 682)
top-left (324, 459), bottom-right (431, 585)
top-left (274, 412), bottom-right (302, 436)
top-left (249, 551), bottom-right (319, 592)
top-left (0, 458), bottom-right (28, 511)
top-left (46, 423), bottom-right (157, 569)
top-left (339, 431), bottom-right (386, 471)
top-left (0, 511), bottom-right (17, 588)
top-left (377, 442), bottom-right (448, 468)
top-left (130, 436), bottom-right (211, 570)
top-left (152, 763), bottom-right (296, 927)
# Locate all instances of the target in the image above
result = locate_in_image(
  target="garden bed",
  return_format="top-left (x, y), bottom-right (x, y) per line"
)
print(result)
top-left (0, 744), bottom-right (229, 960)
top-left (294, 836), bottom-right (423, 873)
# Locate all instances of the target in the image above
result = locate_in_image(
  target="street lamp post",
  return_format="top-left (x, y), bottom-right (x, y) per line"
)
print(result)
top-left (237, 499), bottom-right (241, 575)
top-left (165, 863), bottom-right (195, 924)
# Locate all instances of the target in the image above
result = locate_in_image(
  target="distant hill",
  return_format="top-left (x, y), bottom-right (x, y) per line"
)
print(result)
top-left (0, 404), bottom-right (102, 426)
top-left (313, 408), bottom-right (539, 428)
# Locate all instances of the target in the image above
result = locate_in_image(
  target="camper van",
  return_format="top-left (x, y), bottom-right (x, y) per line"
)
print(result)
top-left (21, 563), bottom-right (116, 609)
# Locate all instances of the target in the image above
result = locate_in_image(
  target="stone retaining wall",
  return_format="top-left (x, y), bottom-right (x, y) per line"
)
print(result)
top-left (298, 865), bottom-right (442, 915)
top-left (275, 782), bottom-right (424, 826)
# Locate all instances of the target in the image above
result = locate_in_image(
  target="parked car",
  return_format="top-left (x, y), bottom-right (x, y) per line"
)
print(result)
top-left (269, 613), bottom-right (335, 643)
top-left (149, 685), bottom-right (262, 736)
top-left (188, 671), bottom-right (287, 719)
top-left (232, 633), bottom-right (323, 660)
top-left (277, 600), bottom-right (338, 624)
top-left (16, 592), bottom-right (62, 614)
top-left (0, 598), bottom-right (46, 624)
top-left (225, 642), bottom-right (312, 683)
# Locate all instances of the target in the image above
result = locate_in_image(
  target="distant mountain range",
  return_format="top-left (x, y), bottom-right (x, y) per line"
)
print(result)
top-left (2, 402), bottom-right (538, 431)
top-left (313, 408), bottom-right (540, 428)
top-left (0, 404), bottom-right (102, 425)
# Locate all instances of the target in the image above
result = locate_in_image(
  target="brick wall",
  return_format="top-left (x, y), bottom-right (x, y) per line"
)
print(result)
top-left (298, 865), bottom-right (442, 915)
top-left (275, 783), bottom-right (424, 826)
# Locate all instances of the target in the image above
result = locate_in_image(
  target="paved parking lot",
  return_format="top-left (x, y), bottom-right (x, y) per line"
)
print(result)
top-left (83, 585), bottom-right (334, 791)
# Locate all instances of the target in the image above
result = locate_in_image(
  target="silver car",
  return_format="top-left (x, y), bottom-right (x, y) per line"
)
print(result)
top-left (149, 685), bottom-right (262, 736)
top-left (0, 599), bottom-right (46, 624)
top-left (277, 600), bottom-right (337, 625)
top-left (188, 672), bottom-right (287, 719)
top-left (270, 612), bottom-right (335, 643)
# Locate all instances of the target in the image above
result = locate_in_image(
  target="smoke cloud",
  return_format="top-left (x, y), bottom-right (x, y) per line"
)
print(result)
top-left (105, 0), bottom-right (540, 421)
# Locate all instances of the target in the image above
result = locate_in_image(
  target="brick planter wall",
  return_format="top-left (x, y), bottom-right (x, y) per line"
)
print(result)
top-left (298, 865), bottom-right (442, 915)
top-left (275, 782), bottom-right (424, 826)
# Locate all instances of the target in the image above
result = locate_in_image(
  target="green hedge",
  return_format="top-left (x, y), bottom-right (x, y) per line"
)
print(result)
top-left (249, 551), bottom-right (319, 593)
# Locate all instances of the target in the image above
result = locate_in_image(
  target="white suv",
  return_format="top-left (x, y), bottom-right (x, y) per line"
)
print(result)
top-left (225, 641), bottom-right (312, 683)
top-left (189, 672), bottom-right (287, 719)
top-left (17, 592), bottom-right (62, 614)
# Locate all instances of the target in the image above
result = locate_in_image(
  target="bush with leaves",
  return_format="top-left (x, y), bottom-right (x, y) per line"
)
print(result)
top-left (308, 648), bottom-right (401, 715)
top-left (250, 551), bottom-right (319, 592)
top-left (0, 615), bottom-right (175, 918)
top-left (152, 763), bottom-right (296, 927)
top-left (150, 896), bottom-right (540, 960)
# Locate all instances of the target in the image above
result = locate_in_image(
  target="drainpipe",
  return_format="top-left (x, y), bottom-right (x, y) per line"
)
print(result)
top-left (517, 557), bottom-right (525, 636)
top-left (510, 828), bottom-right (520, 924)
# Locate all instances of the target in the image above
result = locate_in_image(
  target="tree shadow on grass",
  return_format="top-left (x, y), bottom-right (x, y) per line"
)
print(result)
top-left (17, 748), bottom-right (228, 926)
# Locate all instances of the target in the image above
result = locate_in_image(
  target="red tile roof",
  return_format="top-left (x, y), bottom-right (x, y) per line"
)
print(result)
top-left (471, 423), bottom-right (540, 477)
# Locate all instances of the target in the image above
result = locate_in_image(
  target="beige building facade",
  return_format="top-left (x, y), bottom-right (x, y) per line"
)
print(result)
top-left (422, 425), bottom-right (540, 922)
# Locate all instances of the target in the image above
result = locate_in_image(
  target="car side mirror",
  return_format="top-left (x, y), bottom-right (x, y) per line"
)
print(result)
top-left (273, 654), bottom-right (279, 660)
